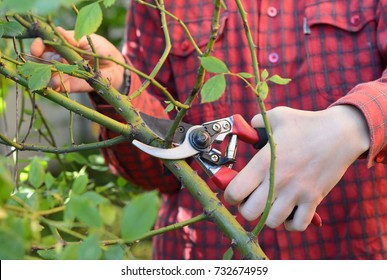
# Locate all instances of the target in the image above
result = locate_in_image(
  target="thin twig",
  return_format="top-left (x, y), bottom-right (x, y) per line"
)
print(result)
top-left (104, 213), bottom-right (208, 246)
top-left (0, 135), bottom-right (127, 154)
top-left (130, 0), bottom-right (171, 99)
top-left (20, 91), bottom-right (36, 144)
top-left (135, 0), bottom-right (203, 55)
top-left (58, 72), bottom-right (75, 144)
top-left (0, 132), bottom-right (23, 149)
top-left (234, 0), bottom-right (276, 236)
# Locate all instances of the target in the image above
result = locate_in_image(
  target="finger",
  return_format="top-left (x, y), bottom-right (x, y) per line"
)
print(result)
top-left (56, 27), bottom-right (90, 50)
top-left (284, 203), bottom-right (317, 231)
top-left (264, 195), bottom-right (297, 228)
top-left (55, 27), bottom-right (78, 47)
top-left (30, 38), bottom-right (47, 57)
top-left (224, 145), bottom-right (270, 206)
top-left (237, 180), bottom-right (270, 221)
top-left (49, 74), bottom-right (93, 93)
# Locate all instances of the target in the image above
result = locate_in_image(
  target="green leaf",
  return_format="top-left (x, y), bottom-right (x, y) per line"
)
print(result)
top-left (100, 202), bottom-right (117, 226)
top-left (33, 114), bottom-right (43, 130)
top-left (70, 194), bottom-right (102, 228)
top-left (19, 61), bottom-right (52, 91)
top-left (200, 74), bottom-right (226, 103)
top-left (120, 191), bottom-right (160, 241)
top-left (74, 3), bottom-right (103, 41)
top-left (87, 154), bottom-right (108, 171)
top-left (40, 235), bottom-right (57, 247)
top-left (0, 21), bottom-right (25, 37)
top-left (19, 61), bottom-right (41, 76)
top-left (28, 158), bottom-right (46, 189)
top-left (72, 173), bottom-right (88, 194)
top-left (237, 72), bottom-right (254, 79)
top-left (37, 249), bottom-right (57, 260)
top-left (258, 81), bottom-right (269, 100)
top-left (164, 102), bottom-right (174, 113)
top-left (0, 231), bottom-right (25, 259)
top-left (82, 191), bottom-right (106, 206)
top-left (60, 243), bottom-right (80, 260)
top-left (199, 56), bottom-right (229, 74)
top-left (88, 154), bottom-right (105, 166)
top-left (65, 152), bottom-right (88, 165)
top-left (104, 244), bottom-right (125, 260)
top-left (53, 62), bottom-right (78, 74)
top-left (44, 172), bottom-right (55, 189)
top-left (103, 0), bottom-right (116, 8)
top-left (78, 234), bottom-right (102, 260)
top-left (223, 247), bottom-right (234, 260)
top-left (261, 69), bottom-right (269, 80)
top-left (64, 202), bottom-right (75, 222)
top-left (268, 74), bottom-right (291, 85)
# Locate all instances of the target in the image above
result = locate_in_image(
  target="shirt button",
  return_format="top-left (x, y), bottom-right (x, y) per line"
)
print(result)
top-left (267, 6), bottom-right (278, 17)
top-left (350, 14), bottom-right (361, 26)
top-left (268, 52), bottom-right (279, 63)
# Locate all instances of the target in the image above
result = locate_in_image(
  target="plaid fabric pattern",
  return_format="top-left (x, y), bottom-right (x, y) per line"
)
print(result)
top-left (90, 0), bottom-right (387, 259)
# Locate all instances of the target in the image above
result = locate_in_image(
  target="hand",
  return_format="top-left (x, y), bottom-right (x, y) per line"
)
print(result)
top-left (30, 27), bottom-right (125, 93)
top-left (224, 105), bottom-right (370, 231)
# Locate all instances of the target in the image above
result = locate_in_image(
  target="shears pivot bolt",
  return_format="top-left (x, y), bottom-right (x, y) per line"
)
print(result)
top-left (190, 129), bottom-right (211, 150)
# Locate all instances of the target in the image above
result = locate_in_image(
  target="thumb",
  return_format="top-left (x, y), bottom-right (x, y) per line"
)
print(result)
top-left (30, 38), bottom-right (46, 57)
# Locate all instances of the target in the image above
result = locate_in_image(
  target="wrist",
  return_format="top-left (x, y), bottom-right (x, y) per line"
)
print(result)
top-left (326, 105), bottom-right (370, 159)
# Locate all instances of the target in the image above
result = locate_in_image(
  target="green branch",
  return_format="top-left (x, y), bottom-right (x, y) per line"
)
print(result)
top-left (163, 159), bottom-right (267, 259)
top-left (234, 0), bottom-right (276, 236)
top-left (12, 14), bottom-right (137, 126)
top-left (0, 63), bottom-right (130, 137)
top-left (0, 132), bottom-right (23, 149)
top-left (0, 135), bottom-right (127, 154)
top-left (130, 0), bottom-right (171, 99)
top-left (104, 213), bottom-right (208, 246)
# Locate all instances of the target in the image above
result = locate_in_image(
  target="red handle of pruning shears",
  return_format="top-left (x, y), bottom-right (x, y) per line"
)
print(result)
top-left (231, 114), bottom-right (268, 148)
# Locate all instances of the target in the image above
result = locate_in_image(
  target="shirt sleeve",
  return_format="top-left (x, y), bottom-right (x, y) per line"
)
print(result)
top-left (88, 3), bottom-right (180, 194)
top-left (332, 2), bottom-right (387, 167)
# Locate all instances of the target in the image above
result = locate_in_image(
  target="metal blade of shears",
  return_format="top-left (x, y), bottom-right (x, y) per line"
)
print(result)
top-left (134, 113), bottom-right (200, 159)
top-left (139, 112), bottom-right (192, 144)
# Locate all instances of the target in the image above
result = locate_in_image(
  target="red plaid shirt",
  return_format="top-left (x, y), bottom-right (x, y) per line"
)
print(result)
top-left (91, 0), bottom-right (387, 259)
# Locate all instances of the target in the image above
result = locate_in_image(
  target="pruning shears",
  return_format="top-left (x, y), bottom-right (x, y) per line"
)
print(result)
top-left (133, 113), bottom-right (322, 227)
